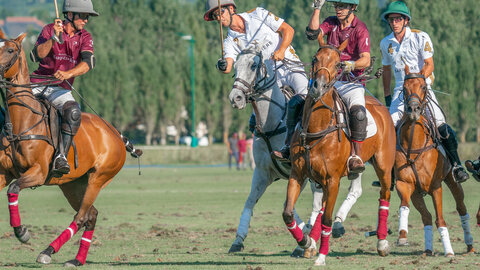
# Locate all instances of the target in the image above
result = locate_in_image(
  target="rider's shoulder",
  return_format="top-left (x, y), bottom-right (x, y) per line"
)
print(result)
top-left (245, 7), bottom-right (270, 19)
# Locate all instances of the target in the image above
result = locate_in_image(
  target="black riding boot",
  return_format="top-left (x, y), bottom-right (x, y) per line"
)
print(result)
top-left (439, 124), bottom-right (469, 183)
top-left (348, 105), bottom-right (367, 179)
top-left (53, 133), bottom-right (73, 174)
top-left (271, 94), bottom-right (305, 161)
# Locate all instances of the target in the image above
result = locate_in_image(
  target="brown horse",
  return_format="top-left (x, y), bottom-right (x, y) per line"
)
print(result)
top-left (282, 37), bottom-right (396, 266)
top-left (465, 156), bottom-right (480, 226)
top-left (394, 66), bottom-right (474, 256)
top-left (0, 30), bottom-right (141, 266)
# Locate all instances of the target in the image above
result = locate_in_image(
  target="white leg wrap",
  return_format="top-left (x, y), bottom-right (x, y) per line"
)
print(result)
top-left (335, 173), bottom-right (362, 222)
top-left (314, 254), bottom-right (327, 266)
top-left (398, 206), bottom-right (410, 233)
top-left (438, 227), bottom-right (454, 256)
top-left (424, 225), bottom-right (433, 251)
top-left (236, 208), bottom-right (252, 240)
top-left (293, 208), bottom-right (305, 230)
top-left (308, 181), bottom-right (323, 226)
top-left (460, 213), bottom-right (473, 245)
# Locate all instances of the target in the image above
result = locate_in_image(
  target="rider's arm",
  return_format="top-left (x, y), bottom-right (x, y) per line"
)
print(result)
top-left (308, 9), bottom-right (321, 31)
top-left (420, 57), bottom-right (434, 79)
top-left (354, 52), bottom-right (371, 70)
top-left (53, 61), bottom-right (90, 81)
top-left (273, 22), bottom-right (294, 61)
top-left (35, 40), bottom-right (55, 59)
top-left (382, 65), bottom-right (392, 97)
top-left (223, 57), bottom-right (235, 74)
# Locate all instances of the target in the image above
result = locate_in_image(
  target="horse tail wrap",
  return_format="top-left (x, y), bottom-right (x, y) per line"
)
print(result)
top-left (121, 134), bottom-right (143, 158)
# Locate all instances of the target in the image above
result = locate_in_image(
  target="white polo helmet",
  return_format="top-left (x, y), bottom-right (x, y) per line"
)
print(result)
top-left (204, 0), bottom-right (236, 21)
top-left (63, 0), bottom-right (99, 16)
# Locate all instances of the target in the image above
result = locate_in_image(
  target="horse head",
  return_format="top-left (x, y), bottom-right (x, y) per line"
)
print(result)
top-left (229, 40), bottom-right (275, 110)
top-left (403, 65), bottom-right (428, 122)
top-left (0, 29), bottom-right (27, 79)
top-left (309, 34), bottom-right (348, 101)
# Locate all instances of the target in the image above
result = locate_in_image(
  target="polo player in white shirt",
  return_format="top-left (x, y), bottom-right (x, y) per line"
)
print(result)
top-left (380, 0), bottom-right (469, 183)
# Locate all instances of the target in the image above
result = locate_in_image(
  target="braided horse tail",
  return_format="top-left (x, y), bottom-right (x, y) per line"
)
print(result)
top-left (121, 134), bottom-right (143, 158)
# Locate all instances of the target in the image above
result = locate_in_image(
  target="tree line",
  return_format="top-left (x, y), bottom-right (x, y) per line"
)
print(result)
top-left (13, 0), bottom-right (480, 144)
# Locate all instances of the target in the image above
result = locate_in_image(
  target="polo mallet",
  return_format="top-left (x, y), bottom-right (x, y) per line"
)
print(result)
top-left (365, 228), bottom-right (393, 238)
top-left (217, 0), bottom-right (224, 58)
top-left (52, 0), bottom-right (64, 44)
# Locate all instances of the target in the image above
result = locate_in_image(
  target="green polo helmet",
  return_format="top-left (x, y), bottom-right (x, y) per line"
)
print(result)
top-left (327, 0), bottom-right (360, 5)
top-left (63, 0), bottom-right (99, 16)
top-left (381, 1), bottom-right (411, 21)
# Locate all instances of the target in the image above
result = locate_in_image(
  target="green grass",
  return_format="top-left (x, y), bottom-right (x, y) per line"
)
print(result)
top-left (0, 166), bottom-right (478, 269)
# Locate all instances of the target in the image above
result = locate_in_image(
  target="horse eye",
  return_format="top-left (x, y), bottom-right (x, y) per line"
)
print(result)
top-left (7, 48), bottom-right (14, 54)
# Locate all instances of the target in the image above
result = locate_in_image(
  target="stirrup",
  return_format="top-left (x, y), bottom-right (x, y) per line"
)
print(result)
top-left (53, 154), bottom-right (70, 174)
top-left (271, 145), bottom-right (290, 161)
top-left (347, 155), bottom-right (365, 179)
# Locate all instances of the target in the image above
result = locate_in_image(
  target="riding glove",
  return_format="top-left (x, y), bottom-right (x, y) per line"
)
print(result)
top-left (342, 61), bottom-right (355, 73)
top-left (216, 58), bottom-right (228, 72)
top-left (384, 95), bottom-right (392, 107)
top-left (312, 0), bottom-right (326, 10)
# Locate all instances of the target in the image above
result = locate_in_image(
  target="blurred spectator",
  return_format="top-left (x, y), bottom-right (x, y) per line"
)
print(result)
top-left (227, 133), bottom-right (239, 170)
top-left (238, 133), bottom-right (247, 170)
top-left (247, 135), bottom-right (255, 170)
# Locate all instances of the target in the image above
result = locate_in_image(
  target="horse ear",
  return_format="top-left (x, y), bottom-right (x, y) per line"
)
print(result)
top-left (0, 28), bottom-right (6, 39)
top-left (404, 64), bottom-right (411, 75)
top-left (317, 33), bottom-right (326, 47)
top-left (338, 39), bottom-right (349, 52)
top-left (14, 32), bottom-right (27, 44)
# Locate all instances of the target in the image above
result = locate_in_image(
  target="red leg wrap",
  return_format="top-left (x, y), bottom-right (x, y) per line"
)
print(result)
top-left (309, 207), bottom-right (324, 242)
top-left (75, 230), bottom-right (94, 265)
top-left (377, 199), bottom-right (390, 240)
top-left (7, 193), bottom-right (21, 227)
top-left (286, 220), bottom-right (304, 243)
top-left (319, 224), bottom-right (332, 255)
top-left (50, 221), bottom-right (78, 253)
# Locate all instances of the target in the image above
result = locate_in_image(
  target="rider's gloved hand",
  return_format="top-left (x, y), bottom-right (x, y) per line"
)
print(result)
top-left (216, 58), bottom-right (227, 72)
top-left (384, 95), bottom-right (392, 107)
top-left (342, 61), bottom-right (356, 73)
top-left (312, 0), bottom-right (326, 10)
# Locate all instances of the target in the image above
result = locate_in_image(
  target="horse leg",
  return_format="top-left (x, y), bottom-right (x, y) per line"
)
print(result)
top-left (229, 169), bottom-right (271, 253)
top-left (395, 180), bottom-right (414, 247)
top-left (477, 204), bottom-right (480, 226)
top-left (431, 187), bottom-right (455, 257)
top-left (375, 168), bottom-right (392, 257)
top-left (410, 191), bottom-right (434, 256)
top-left (7, 164), bottom-right (46, 244)
top-left (443, 175), bottom-right (474, 253)
top-left (332, 172), bottom-right (362, 238)
top-left (313, 179), bottom-right (339, 266)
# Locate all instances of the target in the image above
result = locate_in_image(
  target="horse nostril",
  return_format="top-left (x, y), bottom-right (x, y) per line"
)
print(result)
top-left (235, 96), bottom-right (243, 102)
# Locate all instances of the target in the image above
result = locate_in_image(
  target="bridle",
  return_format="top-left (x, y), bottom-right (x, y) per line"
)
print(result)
top-left (0, 38), bottom-right (21, 79)
top-left (403, 73), bottom-right (428, 115)
top-left (310, 45), bottom-right (345, 102)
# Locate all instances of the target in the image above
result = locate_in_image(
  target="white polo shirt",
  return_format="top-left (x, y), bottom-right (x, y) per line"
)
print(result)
top-left (223, 7), bottom-right (302, 71)
top-left (380, 27), bottom-right (435, 92)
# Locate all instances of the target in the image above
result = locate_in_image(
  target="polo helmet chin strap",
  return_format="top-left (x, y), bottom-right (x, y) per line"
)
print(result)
top-left (64, 12), bottom-right (80, 32)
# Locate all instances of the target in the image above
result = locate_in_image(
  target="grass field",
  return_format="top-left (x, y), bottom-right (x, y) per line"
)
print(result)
top-left (0, 166), bottom-right (478, 269)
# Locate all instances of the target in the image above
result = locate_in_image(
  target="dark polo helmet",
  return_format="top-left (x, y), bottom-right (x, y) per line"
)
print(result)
top-left (63, 0), bottom-right (99, 16)
top-left (204, 0), bottom-right (236, 21)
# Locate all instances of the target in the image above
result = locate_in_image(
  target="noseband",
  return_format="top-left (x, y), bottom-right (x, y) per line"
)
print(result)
top-left (310, 45), bottom-right (344, 97)
top-left (0, 38), bottom-right (21, 78)
top-left (232, 50), bottom-right (276, 102)
top-left (403, 73), bottom-right (428, 113)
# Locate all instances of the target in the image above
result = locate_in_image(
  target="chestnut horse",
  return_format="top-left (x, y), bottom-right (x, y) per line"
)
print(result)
top-left (282, 38), bottom-right (396, 266)
top-left (465, 156), bottom-right (480, 226)
top-left (0, 31), bottom-right (141, 266)
top-left (395, 67), bottom-right (474, 256)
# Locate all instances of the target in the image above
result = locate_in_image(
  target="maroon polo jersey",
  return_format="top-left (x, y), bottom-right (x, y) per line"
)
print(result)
top-left (319, 16), bottom-right (370, 78)
top-left (31, 22), bottom-right (94, 90)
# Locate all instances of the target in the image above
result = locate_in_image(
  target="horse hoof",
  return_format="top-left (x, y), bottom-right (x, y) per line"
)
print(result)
top-left (377, 239), bottom-right (390, 256)
top-left (36, 253), bottom-right (52, 264)
top-left (423, 249), bottom-right (434, 256)
top-left (64, 259), bottom-right (82, 267)
top-left (332, 222), bottom-right (345, 238)
top-left (290, 246), bottom-right (304, 258)
top-left (445, 253), bottom-right (455, 258)
top-left (396, 238), bottom-right (409, 246)
top-left (228, 243), bottom-right (244, 253)
top-left (314, 254), bottom-right (326, 266)
top-left (304, 247), bottom-right (317, 259)
top-left (14, 225), bottom-right (30, 243)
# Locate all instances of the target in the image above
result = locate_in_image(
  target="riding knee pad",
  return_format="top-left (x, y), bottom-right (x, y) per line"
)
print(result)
top-left (286, 95), bottom-right (305, 127)
top-left (349, 105), bottom-right (367, 141)
top-left (61, 101), bottom-right (81, 135)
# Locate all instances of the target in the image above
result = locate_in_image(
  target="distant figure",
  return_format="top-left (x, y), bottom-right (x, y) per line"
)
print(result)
top-left (238, 133), bottom-right (247, 170)
top-left (227, 133), bottom-right (240, 170)
top-left (246, 135), bottom-right (255, 170)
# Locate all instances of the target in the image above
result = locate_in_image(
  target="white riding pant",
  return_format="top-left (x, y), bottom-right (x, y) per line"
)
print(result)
top-left (276, 65), bottom-right (308, 95)
top-left (389, 86), bottom-right (445, 127)
top-left (334, 81), bottom-right (366, 109)
top-left (32, 86), bottom-right (75, 111)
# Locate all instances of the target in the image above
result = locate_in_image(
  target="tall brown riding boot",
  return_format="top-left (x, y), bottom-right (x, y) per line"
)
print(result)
top-left (347, 141), bottom-right (365, 179)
